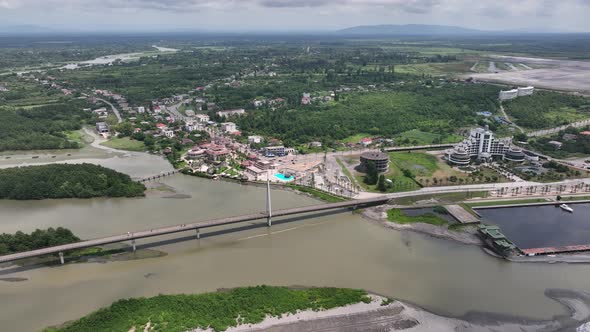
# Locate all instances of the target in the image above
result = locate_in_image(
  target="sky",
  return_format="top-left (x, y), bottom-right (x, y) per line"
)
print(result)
top-left (0, 0), bottom-right (589, 33)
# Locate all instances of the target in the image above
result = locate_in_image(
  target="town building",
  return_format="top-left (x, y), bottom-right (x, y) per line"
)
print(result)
top-left (309, 141), bottom-right (322, 148)
top-left (264, 146), bottom-right (286, 157)
top-left (548, 141), bottom-right (563, 149)
top-left (163, 129), bottom-right (175, 138)
top-left (185, 121), bottom-right (205, 132)
top-left (187, 148), bottom-right (206, 159)
top-left (96, 122), bottom-right (109, 134)
top-left (221, 122), bottom-right (238, 134)
top-left (359, 152), bottom-right (389, 173)
top-left (195, 114), bottom-right (210, 123)
top-left (137, 106), bottom-right (146, 113)
top-left (248, 135), bottom-right (263, 144)
top-left (205, 144), bottom-right (231, 161)
top-left (301, 93), bottom-right (311, 105)
top-left (360, 137), bottom-right (373, 146)
top-left (185, 109), bottom-right (195, 117)
top-left (93, 107), bottom-right (108, 119)
top-left (216, 109), bottom-right (245, 118)
top-left (445, 127), bottom-right (518, 165)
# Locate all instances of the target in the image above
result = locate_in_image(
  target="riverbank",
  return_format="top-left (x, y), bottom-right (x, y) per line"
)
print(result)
top-left (44, 286), bottom-right (590, 332)
top-left (362, 205), bottom-right (482, 245)
top-left (248, 289), bottom-right (590, 332)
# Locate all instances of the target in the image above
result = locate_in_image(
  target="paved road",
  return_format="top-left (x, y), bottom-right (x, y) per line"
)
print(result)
top-left (96, 97), bottom-right (122, 124)
top-left (499, 102), bottom-right (524, 133)
top-left (527, 119), bottom-right (590, 137)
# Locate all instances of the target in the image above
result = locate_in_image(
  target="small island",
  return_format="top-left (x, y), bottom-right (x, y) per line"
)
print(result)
top-left (44, 286), bottom-right (372, 332)
top-left (0, 163), bottom-right (145, 200)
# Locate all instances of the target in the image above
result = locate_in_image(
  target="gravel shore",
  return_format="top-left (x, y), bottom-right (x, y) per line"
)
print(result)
top-left (189, 290), bottom-right (590, 332)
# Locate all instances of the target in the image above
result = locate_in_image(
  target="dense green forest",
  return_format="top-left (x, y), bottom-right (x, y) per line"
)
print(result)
top-left (0, 100), bottom-right (93, 151)
top-left (237, 84), bottom-right (500, 146)
top-left (0, 164), bottom-right (145, 200)
top-left (0, 228), bottom-right (79, 255)
top-left (504, 91), bottom-right (590, 129)
top-left (45, 286), bottom-right (371, 332)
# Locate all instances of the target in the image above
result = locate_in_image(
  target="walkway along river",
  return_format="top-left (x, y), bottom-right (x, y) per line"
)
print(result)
top-left (3, 176), bottom-right (590, 331)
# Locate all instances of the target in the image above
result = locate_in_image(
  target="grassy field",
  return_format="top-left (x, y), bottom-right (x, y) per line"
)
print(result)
top-left (45, 286), bottom-right (370, 332)
top-left (395, 129), bottom-right (463, 145)
top-left (387, 208), bottom-right (448, 226)
top-left (286, 184), bottom-right (347, 203)
top-left (394, 191), bottom-right (488, 205)
top-left (342, 133), bottom-right (372, 144)
top-left (100, 137), bottom-right (145, 151)
top-left (64, 130), bottom-right (87, 147)
top-left (393, 62), bottom-right (474, 76)
top-left (467, 198), bottom-right (548, 207)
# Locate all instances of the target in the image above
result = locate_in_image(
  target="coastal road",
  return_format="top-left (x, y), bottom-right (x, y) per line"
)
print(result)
top-left (96, 97), bottom-right (122, 124)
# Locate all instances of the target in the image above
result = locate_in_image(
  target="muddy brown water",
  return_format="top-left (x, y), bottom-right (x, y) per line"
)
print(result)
top-left (2, 173), bottom-right (590, 330)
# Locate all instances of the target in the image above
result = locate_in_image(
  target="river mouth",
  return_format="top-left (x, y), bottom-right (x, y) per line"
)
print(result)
top-left (2, 175), bottom-right (590, 331)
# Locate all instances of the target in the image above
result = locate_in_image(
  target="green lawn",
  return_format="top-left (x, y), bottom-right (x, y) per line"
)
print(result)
top-left (100, 137), bottom-right (145, 151)
top-left (467, 198), bottom-right (548, 207)
top-left (390, 152), bottom-right (439, 177)
top-left (387, 208), bottom-right (448, 226)
top-left (342, 133), bottom-right (372, 144)
top-left (393, 61), bottom-right (474, 76)
top-left (395, 129), bottom-right (463, 146)
top-left (65, 130), bottom-right (87, 147)
top-left (394, 191), bottom-right (488, 205)
top-left (286, 184), bottom-right (347, 203)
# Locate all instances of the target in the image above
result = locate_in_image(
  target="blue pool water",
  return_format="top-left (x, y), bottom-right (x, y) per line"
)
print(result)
top-left (274, 173), bottom-right (294, 181)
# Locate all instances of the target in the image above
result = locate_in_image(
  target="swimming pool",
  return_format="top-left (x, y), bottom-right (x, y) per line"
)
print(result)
top-left (274, 173), bottom-right (295, 181)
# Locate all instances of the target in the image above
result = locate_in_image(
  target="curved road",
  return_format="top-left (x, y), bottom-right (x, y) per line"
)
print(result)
top-left (96, 97), bottom-right (122, 124)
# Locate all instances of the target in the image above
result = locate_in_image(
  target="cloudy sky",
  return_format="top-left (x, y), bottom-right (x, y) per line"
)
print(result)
top-left (0, 0), bottom-right (588, 32)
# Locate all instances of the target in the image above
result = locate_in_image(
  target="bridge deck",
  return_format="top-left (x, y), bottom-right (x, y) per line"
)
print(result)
top-left (0, 197), bottom-right (389, 264)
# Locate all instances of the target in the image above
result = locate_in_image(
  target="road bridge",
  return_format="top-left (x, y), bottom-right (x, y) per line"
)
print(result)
top-left (0, 196), bottom-right (390, 265)
top-left (3, 178), bottom-right (590, 265)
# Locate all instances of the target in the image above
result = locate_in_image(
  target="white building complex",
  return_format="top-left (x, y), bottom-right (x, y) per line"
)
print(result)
top-left (445, 127), bottom-right (525, 165)
top-left (517, 86), bottom-right (534, 96)
top-left (499, 86), bottom-right (534, 100)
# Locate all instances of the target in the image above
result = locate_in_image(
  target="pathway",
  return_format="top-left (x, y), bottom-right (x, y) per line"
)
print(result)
top-left (95, 97), bottom-right (122, 124)
top-left (499, 102), bottom-right (524, 133)
top-left (445, 205), bottom-right (479, 223)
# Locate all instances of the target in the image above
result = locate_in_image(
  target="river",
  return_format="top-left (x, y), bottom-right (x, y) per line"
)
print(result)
top-left (3, 174), bottom-right (590, 331)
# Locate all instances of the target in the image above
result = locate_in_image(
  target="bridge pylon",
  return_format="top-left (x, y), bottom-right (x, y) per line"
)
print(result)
top-left (266, 171), bottom-right (272, 227)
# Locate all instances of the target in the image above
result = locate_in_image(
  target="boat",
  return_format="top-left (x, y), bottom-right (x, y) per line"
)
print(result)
top-left (560, 204), bottom-right (573, 213)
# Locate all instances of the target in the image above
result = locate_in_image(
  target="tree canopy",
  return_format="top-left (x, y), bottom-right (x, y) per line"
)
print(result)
top-left (0, 164), bottom-right (145, 200)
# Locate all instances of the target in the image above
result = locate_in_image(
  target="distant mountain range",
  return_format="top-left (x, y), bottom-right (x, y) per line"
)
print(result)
top-left (338, 24), bottom-right (487, 36)
top-left (0, 25), bottom-right (58, 34)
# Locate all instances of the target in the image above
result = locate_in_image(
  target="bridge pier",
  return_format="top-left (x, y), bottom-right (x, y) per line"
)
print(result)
top-left (58, 251), bottom-right (64, 265)
top-left (196, 228), bottom-right (201, 239)
top-left (131, 239), bottom-right (136, 252)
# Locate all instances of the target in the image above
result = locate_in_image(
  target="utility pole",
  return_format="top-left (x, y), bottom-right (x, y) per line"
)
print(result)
top-left (266, 171), bottom-right (272, 227)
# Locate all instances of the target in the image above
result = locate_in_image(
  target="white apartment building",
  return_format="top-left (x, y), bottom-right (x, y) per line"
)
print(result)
top-left (445, 127), bottom-right (516, 165)
top-left (517, 86), bottom-right (534, 96)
